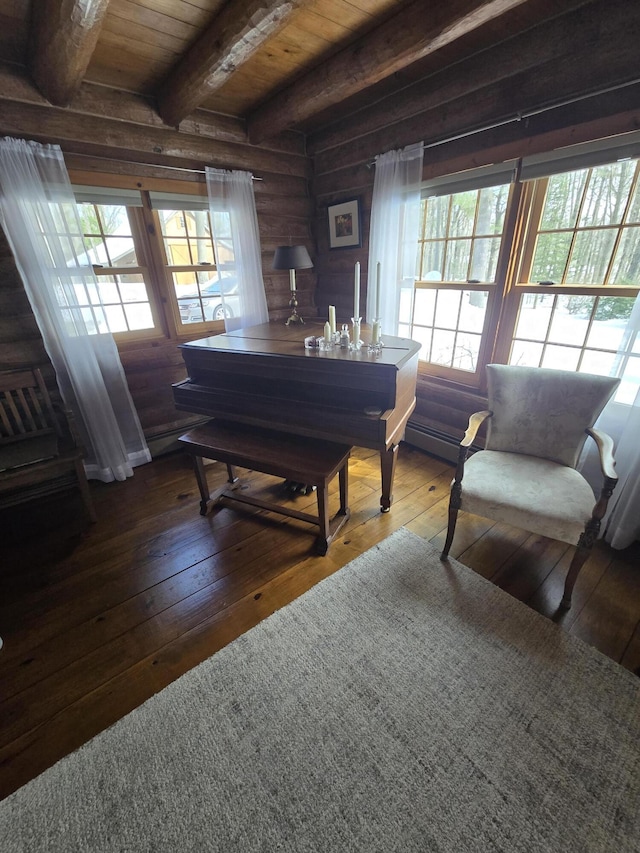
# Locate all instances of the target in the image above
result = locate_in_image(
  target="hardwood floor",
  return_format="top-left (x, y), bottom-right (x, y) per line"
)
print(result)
top-left (1, 443), bottom-right (639, 801)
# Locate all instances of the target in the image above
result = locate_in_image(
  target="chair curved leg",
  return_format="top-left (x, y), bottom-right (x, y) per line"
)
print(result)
top-left (562, 475), bottom-right (617, 609)
top-left (441, 481), bottom-right (461, 559)
top-left (561, 544), bottom-right (590, 610)
top-left (561, 521), bottom-right (600, 609)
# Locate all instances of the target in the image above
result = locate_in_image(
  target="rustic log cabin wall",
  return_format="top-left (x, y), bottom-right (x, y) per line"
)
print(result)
top-left (308, 0), bottom-right (640, 456)
top-left (1, 0), bottom-right (639, 457)
top-left (0, 69), bottom-right (315, 447)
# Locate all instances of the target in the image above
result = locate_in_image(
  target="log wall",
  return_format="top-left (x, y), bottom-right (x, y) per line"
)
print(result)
top-left (0, 68), bottom-right (316, 443)
top-left (308, 0), bottom-right (640, 450)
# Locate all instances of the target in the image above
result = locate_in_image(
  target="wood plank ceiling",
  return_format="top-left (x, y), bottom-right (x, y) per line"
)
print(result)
top-left (2, 0), bottom-right (635, 149)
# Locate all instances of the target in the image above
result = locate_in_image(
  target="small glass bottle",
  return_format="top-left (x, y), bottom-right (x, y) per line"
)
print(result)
top-left (340, 324), bottom-right (350, 349)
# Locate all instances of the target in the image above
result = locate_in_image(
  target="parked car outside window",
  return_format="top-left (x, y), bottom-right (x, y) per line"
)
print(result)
top-left (178, 275), bottom-right (239, 323)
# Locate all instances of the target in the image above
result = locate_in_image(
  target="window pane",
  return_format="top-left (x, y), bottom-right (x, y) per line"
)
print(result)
top-left (514, 294), bottom-right (553, 340)
top-left (173, 271), bottom-right (239, 325)
top-left (78, 203), bottom-right (139, 266)
top-left (420, 242), bottom-right (445, 278)
top-left (540, 171), bottom-right (586, 229)
top-left (414, 288), bottom-right (436, 326)
top-left (578, 161), bottom-right (636, 227)
top-left (434, 289), bottom-right (461, 330)
top-left (509, 340), bottom-right (544, 367)
top-left (566, 229), bottom-right (616, 284)
top-left (626, 179), bottom-right (640, 223)
top-left (453, 332), bottom-right (481, 372)
top-left (118, 275), bottom-right (148, 302)
top-left (459, 291), bottom-right (488, 333)
top-left (158, 209), bottom-right (187, 237)
top-left (423, 196), bottom-right (449, 239)
top-left (159, 208), bottom-right (218, 270)
top-left (548, 295), bottom-right (590, 346)
top-left (104, 304), bottom-right (127, 333)
top-left (211, 211), bottom-right (232, 239)
top-left (586, 297), bottom-right (636, 349)
top-left (431, 329), bottom-right (456, 366)
top-left (443, 239), bottom-right (472, 281)
top-left (413, 327), bottom-right (433, 362)
top-left (96, 278), bottom-right (120, 303)
top-left (530, 233), bottom-right (571, 282)
top-left (469, 237), bottom-right (501, 282)
top-left (541, 345), bottom-right (580, 371)
top-left (164, 238), bottom-right (191, 265)
top-left (580, 350), bottom-right (618, 376)
top-left (474, 185), bottom-right (509, 236)
top-left (449, 192), bottom-right (477, 238)
top-left (124, 303), bottom-right (154, 330)
top-left (610, 227), bottom-right (640, 285)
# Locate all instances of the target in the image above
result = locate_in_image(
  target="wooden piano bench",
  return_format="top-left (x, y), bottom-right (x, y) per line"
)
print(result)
top-left (178, 420), bottom-right (351, 555)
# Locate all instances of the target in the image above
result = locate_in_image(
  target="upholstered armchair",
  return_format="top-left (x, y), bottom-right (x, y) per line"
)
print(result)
top-left (441, 365), bottom-right (620, 610)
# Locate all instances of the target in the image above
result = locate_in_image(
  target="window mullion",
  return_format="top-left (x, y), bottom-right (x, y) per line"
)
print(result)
top-left (481, 181), bottom-right (526, 374)
top-left (130, 198), bottom-right (172, 338)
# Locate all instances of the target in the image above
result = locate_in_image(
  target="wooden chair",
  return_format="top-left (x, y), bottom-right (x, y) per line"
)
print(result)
top-left (441, 364), bottom-right (620, 610)
top-left (0, 367), bottom-right (96, 523)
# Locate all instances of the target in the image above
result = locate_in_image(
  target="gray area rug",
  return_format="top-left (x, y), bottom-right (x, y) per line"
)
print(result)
top-left (2, 528), bottom-right (639, 852)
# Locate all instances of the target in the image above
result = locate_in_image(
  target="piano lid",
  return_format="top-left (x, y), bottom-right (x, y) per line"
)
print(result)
top-left (178, 321), bottom-right (420, 369)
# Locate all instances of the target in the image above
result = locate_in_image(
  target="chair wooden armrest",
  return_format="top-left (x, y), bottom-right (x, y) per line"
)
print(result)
top-left (452, 410), bottom-right (492, 488)
top-left (461, 410), bottom-right (492, 448)
top-left (586, 427), bottom-right (617, 482)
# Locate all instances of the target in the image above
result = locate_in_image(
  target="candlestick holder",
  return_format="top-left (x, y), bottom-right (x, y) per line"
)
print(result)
top-left (368, 318), bottom-right (383, 354)
top-left (350, 317), bottom-right (362, 351)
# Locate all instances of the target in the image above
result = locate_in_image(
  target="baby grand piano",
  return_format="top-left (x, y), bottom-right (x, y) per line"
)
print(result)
top-left (172, 322), bottom-right (421, 512)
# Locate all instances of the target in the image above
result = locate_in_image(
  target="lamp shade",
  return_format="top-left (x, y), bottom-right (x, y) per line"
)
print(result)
top-left (272, 245), bottom-right (313, 271)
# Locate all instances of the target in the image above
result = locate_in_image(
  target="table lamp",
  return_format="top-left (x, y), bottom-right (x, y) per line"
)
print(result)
top-left (273, 245), bottom-right (313, 325)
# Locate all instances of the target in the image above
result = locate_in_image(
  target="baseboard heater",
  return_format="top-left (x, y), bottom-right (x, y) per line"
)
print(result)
top-left (404, 422), bottom-right (482, 464)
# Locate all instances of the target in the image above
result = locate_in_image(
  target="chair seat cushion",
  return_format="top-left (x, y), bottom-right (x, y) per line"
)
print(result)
top-left (461, 450), bottom-right (595, 544)
top-left (0, 434), bottom-right (59, 472)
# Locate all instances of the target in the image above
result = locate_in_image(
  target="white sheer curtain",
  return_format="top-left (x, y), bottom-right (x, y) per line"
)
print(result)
top-left (205, 167), bottom-right (268, 331)
top-left (0, 137), bottom-right (150, 482)
top-left (367, 142), bottom-right (424, 331)
top-left (579, 293), bottom-right (640, 549)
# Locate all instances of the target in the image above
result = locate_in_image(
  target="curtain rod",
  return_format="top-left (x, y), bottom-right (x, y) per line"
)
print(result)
top-left (67, 151), bottom-right (263, 180)
top-left (367, 78), bottom-right (640, 166)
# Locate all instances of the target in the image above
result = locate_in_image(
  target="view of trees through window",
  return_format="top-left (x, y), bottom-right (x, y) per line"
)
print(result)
top-left (409, 156), bottom-right (640, 395)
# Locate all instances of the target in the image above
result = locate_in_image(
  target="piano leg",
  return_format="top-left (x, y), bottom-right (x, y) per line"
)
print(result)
top-left (380, 443), bottom-right (399, 512)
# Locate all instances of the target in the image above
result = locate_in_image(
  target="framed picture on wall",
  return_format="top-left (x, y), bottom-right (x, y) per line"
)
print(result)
top-left (327, 197), bottom-right (362, 250)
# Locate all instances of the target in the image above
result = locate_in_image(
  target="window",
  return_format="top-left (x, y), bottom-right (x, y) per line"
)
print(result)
top-left (154, 203), bottom-right (238, 331)
top-left (402, 181), bottom-right (513, 383)
top-left (69, 182), bottom-right (233, 341)
top-left (77, 201), bottom-right (157, 336)
top-left (410, 140), bottom-right (640, 396)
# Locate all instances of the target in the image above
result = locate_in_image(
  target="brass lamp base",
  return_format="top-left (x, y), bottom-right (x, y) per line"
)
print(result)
top-left (285, 294), bottom-right (304, 326)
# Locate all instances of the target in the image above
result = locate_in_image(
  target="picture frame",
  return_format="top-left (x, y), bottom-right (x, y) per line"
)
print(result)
top-left (327, 197), bottom-right (362, 250)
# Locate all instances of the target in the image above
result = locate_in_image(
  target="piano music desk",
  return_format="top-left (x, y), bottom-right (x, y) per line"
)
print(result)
top-left (178, 420), bottom-right (351, 555)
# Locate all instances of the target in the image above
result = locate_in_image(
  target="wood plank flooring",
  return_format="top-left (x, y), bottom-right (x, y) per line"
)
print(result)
top-left (1, 443), bottom-right (639, 801)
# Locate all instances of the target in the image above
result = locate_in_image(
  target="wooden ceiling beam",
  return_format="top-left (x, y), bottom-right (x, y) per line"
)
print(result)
top-left (157, 0), bottom-right (309, 128)
top-left (308, 0), bottom-right (605, 156)
top-left (29, 0), bottom-right (110, 107)
top-left (246, 0), bottom-right (532, 143)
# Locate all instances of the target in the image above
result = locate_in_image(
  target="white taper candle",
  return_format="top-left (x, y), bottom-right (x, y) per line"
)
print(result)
top-left (354, 262), bottom-right (360, 319)
top-left (328, 305), bottom-right (336, 336)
